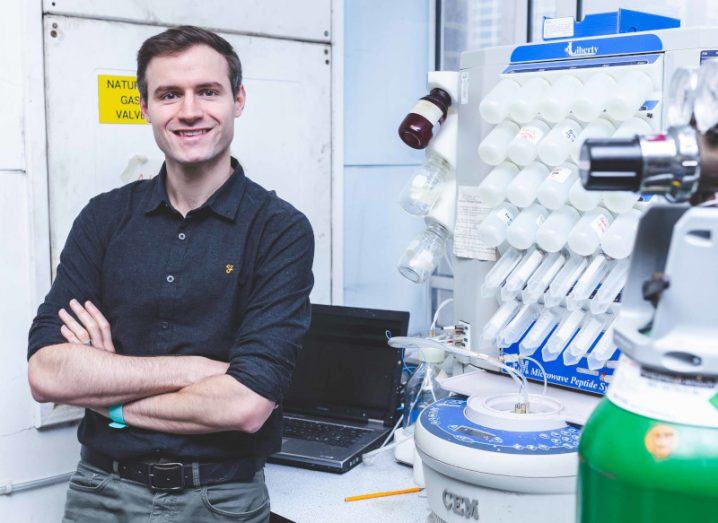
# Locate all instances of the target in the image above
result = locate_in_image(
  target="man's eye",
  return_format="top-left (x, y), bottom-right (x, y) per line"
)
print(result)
top-left (161, 92), bottom-right (177, 100)
top-left (200, 89), bottom-right (218, 96)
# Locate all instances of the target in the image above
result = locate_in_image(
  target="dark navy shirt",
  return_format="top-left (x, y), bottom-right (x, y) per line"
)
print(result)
top-left (28, 158), bottom-right (314, 460)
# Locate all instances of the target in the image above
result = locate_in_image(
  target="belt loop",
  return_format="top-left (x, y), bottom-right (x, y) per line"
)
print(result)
top-left (192, 462), bottom-right (200, 487)
top-left (112, 460), bottom-right (120, 478)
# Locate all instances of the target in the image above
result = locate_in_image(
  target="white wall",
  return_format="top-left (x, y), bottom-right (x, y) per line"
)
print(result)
top-left (0, 1), bottom-right (83, 521)
top-left (343, 0), bottom-right (432, 334)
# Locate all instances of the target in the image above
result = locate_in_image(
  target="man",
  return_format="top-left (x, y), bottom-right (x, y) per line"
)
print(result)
top-left (27, 25), bottom-right (314, 522)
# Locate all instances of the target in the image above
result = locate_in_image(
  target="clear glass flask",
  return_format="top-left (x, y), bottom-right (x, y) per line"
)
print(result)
top-left (398, 223), bottom-right (449, 283)
top-left (399, 152), bottom-right (453, 216)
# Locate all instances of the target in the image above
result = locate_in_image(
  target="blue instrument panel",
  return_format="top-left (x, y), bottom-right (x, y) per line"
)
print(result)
top-left (419, 398), bottom-right (580, 455)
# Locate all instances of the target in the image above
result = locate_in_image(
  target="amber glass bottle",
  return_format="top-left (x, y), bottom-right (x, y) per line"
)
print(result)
top-left (398, 88), bottom-right (452, 149)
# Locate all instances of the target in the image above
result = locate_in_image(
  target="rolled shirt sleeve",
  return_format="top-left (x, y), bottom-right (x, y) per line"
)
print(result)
top-left (226, 210), bottom-right (315, 404)
top-left (28, 199), bottom-right (105, 360)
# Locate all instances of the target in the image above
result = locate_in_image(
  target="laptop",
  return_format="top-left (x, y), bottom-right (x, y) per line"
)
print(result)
top-left (268, 304), bottom-right (409, 473)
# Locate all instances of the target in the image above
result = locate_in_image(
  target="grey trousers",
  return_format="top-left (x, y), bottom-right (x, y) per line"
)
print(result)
top-left (62, 459), bottom-right (271, 522)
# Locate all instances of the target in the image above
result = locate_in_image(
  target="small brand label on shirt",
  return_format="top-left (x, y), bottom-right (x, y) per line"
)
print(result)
top-left (411, 100), bottom-right (444, 126)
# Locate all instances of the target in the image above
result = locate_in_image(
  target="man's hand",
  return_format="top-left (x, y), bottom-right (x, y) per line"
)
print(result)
top-left (59, 299), bottom-right (115, 352)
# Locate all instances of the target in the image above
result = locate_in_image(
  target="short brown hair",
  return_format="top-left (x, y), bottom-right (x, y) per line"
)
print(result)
top-left (136, 25), bottom-right (242, 101)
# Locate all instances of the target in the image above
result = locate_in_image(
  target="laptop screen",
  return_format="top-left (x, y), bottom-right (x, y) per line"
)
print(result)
top-left (283, 304), bottom-right (409, 425)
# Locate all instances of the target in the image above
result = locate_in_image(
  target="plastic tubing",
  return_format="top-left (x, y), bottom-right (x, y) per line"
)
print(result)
top-left (387, 336), bottom-right (529, 406)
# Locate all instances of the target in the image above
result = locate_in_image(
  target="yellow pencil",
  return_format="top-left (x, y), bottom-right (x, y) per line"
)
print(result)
top-left (344, 486), bottom-right (423, 502)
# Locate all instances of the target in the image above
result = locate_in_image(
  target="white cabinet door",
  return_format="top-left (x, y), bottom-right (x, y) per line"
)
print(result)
top-left (43, 0), bottom-right (332, 42)
top-left (44, 15), bottom-right (331, 303)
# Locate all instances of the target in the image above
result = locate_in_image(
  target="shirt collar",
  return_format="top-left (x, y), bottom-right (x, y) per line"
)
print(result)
top-left (142, 157), bottom-right (247, 221)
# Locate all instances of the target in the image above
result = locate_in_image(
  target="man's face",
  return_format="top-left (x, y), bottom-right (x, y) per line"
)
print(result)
top-left (140, 44), bottom-right (245, 168)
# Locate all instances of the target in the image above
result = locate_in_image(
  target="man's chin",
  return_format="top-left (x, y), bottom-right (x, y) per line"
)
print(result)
top-left (170, 152), bottom-right (219, 167)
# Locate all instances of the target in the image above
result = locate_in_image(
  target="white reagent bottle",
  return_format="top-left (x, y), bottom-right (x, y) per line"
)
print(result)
top-left (602, 192), bottom-right (639, 214)
top-left (570, 72), bottom-right (617, 122)
top-left (476, 201), bottom-right (520, 248)
top-left (509, 76), bottom-right (551, 124)
top-left (536, 205), bottom-right (581, 252)
top-left (569, 178), bottom-right (602, 212)
top-left (567, 207), bottom-right (614, 256)
top-left (606, 70), bottom-right (653, 121)
top-left (538, 118), bottom-right (583, 166)
top-left (506, 203), bottom-right (549, 250)
top-left (478, 120), bottom-right (520, 166)
top-left (476, 161), bottom-right (519, 207)
top-left (507, 119), bottom-right (551, 166)
top-left (612, 116), bottom-right (653, 138)
top-left (539, 75), bottom-right (583, 123)
top-left (479, 78), bottom-right (522, 124)
top-left (506, 161), bottom-right (550, 208)
top-left (537, 162), bottom-right (579, 210)
top-left (600, 208), bottom-right (641, 260)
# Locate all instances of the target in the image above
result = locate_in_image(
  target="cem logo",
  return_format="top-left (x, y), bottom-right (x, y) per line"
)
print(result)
top-left (564, 41), bottom-right (599, 57)
top-left (442, 489), bottom-right (479, 520)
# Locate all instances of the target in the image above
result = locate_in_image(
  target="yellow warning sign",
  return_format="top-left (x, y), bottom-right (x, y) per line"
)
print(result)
top-left (97, 75), bottom-right (147, 125)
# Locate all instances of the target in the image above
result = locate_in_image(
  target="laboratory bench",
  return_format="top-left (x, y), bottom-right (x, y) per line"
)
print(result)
top-left (265, 450), bottom-right (432, 522)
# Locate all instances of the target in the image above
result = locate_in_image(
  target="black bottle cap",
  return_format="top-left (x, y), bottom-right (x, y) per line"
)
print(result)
top-left (578, 136), bottom-right (644, 192)
top-left (429, 88), bottom-right (452, 110)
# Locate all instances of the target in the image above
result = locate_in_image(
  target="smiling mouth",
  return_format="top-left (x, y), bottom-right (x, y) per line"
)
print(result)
top-left (173, 129), bottom-right (211, 137)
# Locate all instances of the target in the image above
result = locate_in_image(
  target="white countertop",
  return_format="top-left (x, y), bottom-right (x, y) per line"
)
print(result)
top-left (265, 450), bottom-right (433, 523)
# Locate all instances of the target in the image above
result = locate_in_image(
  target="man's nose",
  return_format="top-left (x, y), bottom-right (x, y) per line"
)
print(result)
top-left (178, 93), bottom-right (203, 121)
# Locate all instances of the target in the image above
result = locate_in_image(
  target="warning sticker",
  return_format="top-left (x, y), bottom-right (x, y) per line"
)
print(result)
top-left (98, 75), bottom-right (147, 125)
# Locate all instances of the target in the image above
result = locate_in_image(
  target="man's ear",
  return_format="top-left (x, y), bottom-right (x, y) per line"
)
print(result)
top-left (140, 96), bottom-right (150, 123)
top-left (234, 84), bottom-right (246, 118)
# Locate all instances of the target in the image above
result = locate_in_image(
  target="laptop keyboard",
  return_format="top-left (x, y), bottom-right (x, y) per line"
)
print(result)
top-left (283, 418), bottom-right (373, 448)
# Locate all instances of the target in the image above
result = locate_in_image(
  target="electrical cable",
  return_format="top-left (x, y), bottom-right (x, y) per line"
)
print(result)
top-left (430, 298), bottom-right (454, 332)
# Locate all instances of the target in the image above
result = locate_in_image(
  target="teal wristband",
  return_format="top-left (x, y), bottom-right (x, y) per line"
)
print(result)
top-left (108, 404), bottom-right (127, 429)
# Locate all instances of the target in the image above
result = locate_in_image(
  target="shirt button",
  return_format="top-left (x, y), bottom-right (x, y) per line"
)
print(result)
top-left (160, 321), bottom-right (169, 329)
top-left (178, 232), bottom-right (186, 240)
top-left (166, 275), bottom-right (175, 283)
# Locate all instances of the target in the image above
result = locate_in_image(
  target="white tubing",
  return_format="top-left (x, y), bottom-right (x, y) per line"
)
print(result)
top-left (388, 336), bottom-right (529, 406)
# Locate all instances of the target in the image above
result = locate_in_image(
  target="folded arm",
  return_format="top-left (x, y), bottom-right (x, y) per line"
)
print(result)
top-left (28, 342), bottom-right (227, 408)
top-left (98, 375), bottom-right (275, 434)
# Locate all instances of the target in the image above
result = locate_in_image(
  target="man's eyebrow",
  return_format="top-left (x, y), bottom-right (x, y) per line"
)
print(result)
top-left (153, 84), bottom-right (181, 96)
top-left (152, 82), bottom-right (225, 96)
top-left (196, 82), bottom-right (225, 91)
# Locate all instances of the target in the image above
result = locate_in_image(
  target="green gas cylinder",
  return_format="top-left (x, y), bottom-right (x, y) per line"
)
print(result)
top-left (577, 357), bottom-right (718, 522)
